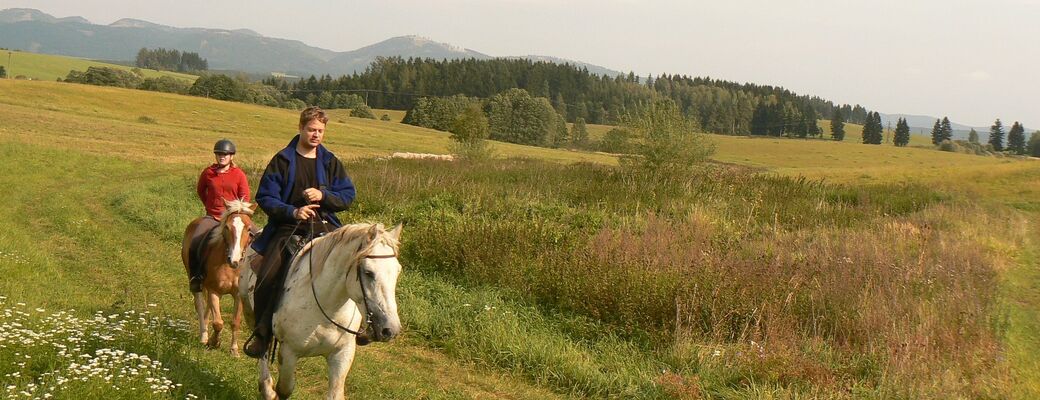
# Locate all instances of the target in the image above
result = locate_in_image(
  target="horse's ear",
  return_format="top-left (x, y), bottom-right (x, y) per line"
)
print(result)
top-left (223, 198), bottom-right (231, 207)
top-left (368, 224), bottom-right (381, 240)
top-left (389, 223), bottom-right (403, 241)
top-left (249, 202), bottom-right (258, 212)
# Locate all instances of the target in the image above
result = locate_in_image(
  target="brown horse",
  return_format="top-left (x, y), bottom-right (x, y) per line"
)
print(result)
top-left (180, 199), bottom-right (257, 356)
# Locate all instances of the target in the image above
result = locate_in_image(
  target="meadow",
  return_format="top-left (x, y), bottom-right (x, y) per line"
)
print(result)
top-left (1, 78), bottom-right (1038, 399)
top-left (1, 50), bottom-right (198, 82)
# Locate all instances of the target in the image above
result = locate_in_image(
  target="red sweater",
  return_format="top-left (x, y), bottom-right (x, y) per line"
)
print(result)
top-left (197, 165), bottom-right (251, 218)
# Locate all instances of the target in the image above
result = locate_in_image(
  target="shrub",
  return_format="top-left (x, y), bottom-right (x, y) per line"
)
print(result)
top-left (64, 67), bottom-right (142, 88)
top-left (350, 104), bottom-right (376, 119)
top-left (380, 114), bottom-right (391, 121)
top-left (621, 98), bottom-right (714, 175)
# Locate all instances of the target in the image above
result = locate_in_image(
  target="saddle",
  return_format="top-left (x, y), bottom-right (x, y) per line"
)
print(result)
top-left (189, 224), bottom-right (220, 279)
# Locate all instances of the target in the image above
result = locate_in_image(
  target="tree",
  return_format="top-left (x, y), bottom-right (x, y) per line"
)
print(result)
top-left (621, 98), bottom-right (714, 175)
top-left (894, 117), bottom-right (911, 147)
top-left (1007, 121), bottom-right (1026, 154)
top-left (449, 103), bottom-right (493, 160)
top-left (930, 119), bottom-right (942, 145)
top-left (939, 117), bottom-right (953, 143)
top-left (862, 112), bottom-right (882, 144)
top-left (830, 107), bottom-right (845, 141)
top-left (1028, 131), bottom-right (1040, 157)
top-left (487, 88), bottom-right (563, 146)
top-left (988, 119), bottom-right (1005, 151)
top-left (0, 65), bottom-right (6, 78)
top-left (64, 66), bottom-right (142, 88)
top-left (570, 117), bottom-right (588, 147)
top-left (968, 128), bottom-right (979, 144)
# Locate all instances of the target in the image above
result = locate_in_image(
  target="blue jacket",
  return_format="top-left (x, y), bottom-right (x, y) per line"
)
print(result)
top-left (252, 135), bottom-right (356, 252)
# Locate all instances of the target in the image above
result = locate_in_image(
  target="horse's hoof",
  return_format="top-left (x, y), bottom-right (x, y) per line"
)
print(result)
top-left (231, 347), bottom-right (240, 358)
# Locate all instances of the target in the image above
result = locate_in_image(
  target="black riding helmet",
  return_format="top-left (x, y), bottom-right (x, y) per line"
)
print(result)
top-left (213, 139), bottom-right (236, 154)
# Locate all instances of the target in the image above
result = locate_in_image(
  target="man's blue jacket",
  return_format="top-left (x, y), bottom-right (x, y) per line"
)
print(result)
top-left (251, 134), bottom-right (356, 253)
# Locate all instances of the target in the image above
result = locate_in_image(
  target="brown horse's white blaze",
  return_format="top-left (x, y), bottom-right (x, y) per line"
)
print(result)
top-left (227, 215), bottom-right (248, 268)
top-left (239, 222), bottom-right (403, 400)
top-left (181, 199), bottom-right (257, 357)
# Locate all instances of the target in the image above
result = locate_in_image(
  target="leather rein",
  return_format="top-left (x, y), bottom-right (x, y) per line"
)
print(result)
top-left (306, 217), bottom-right (396, 337)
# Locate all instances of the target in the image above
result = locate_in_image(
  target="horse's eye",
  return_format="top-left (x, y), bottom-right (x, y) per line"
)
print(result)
top-left (364, 270), bottom-right (376, 280)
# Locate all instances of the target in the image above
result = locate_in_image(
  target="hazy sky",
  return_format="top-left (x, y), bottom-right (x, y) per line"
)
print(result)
top-left (3, 0), bottom-right (1037, 128)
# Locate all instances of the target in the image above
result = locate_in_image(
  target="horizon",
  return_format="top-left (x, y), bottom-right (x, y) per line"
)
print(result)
top-left (0, 0), bottom-right (1036, 129)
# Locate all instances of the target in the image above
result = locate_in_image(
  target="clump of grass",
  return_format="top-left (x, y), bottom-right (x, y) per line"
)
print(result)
top-left (137, 115), bottom-right (157, 124)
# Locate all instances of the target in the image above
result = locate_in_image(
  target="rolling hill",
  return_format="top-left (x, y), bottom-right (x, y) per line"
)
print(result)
top-left (0, 8), bottom-right (621, 77)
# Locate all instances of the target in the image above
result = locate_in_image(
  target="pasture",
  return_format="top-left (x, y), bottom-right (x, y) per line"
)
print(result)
top-left (0, 50), bottom-right (198, 82)
top-left (1, 78), bottom-right (1039, 399)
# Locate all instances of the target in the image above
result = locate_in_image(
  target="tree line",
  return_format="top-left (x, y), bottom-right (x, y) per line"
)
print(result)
top-left (135, 48), bottom-right (208, 72)
top-left (265, 57), bottom-right (873, 136)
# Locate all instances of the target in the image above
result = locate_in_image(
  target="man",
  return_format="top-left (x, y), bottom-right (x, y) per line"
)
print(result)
top-left (244, 106), bottom-right (357, 358)
top-left (188, 139), bottom-right (250, 292)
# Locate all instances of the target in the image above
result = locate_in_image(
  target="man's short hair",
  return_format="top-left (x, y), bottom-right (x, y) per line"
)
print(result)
top-left (299, 106), bottom-right (329, 128)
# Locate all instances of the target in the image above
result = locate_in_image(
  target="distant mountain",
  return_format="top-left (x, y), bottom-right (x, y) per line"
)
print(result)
top-left (880, 113), bottom-right (989, 140)
top-left (327, 35), bottom-right (491, 75)
top-left (0, 8), bottom-right (621, 78)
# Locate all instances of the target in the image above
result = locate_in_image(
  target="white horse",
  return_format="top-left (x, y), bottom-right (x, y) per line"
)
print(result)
top-left (240, 223), bottom-right (403, 400)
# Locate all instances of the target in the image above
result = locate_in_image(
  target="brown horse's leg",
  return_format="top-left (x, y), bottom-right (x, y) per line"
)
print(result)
top-left (231, 291), bottom-right (243, 357)
top-left (194, 290), bottom-right (208, 345)
top-left (206, 290), bottom-right (223, 349)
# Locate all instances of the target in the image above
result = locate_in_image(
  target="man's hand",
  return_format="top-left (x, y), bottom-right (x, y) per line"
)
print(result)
top-left (303, 188), bottom-right (324, 203)
top-left (293, 204), bottom-right (320, 220)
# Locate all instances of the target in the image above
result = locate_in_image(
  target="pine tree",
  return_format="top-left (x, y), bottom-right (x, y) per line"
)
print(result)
top-left (930, 118), bottom-right (942, 145)
top-left (1028, 131), bottom-right (1040, 157)
top-left (830, 107), bottom-right (845, 141)
top-left (940, 117), bottom-right (953, 143)
top-left (894, 117), bottom-right (911, 147)
top-left (862, 112), bottom-right (882, 144)
top-left (1007, 121), bottom-right (1026, 154)
top-left (988, 119), bottom-right (1005, 151)
top-left (968, 128), bottom-right (979, 144)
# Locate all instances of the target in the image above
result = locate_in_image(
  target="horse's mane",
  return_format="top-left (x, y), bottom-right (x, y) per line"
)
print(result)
top-left (205, 199), bottom-right (254, 247)
top-left (296, 223), bottom-right (400, 280)
top-left (221, 199), bottom-right (254, 219)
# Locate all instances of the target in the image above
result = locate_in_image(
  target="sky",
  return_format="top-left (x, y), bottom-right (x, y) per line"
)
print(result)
top-left (2, 0), bottom-right (1037, 128)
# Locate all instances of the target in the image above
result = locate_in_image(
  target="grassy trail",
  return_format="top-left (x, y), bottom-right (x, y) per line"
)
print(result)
top-left (1007, 214), bottom-right (1040, 399)
top-left (0, 142), bottom-right (564, 399)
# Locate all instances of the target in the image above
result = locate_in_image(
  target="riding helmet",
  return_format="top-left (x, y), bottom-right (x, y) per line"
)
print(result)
top-left (213, 139), bottom-right (236, 154)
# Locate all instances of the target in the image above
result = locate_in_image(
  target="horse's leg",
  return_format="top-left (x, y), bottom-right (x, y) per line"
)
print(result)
top-left (276, 347), bottom-right (299, 399)
top-left (258, 357), bottom-right (277, 400)
top-left (206, 290), bottom-right (224, 349)
top-left (193, 290), bottom-right (208, 345)
top-left (230, 292), bottom-right (243, 357)
top-left (325, 344), bottom-right (357, 400)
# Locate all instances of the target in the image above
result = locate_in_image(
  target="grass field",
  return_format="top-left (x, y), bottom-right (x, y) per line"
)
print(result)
top-left (1, 50), bottom-right (198, 82)
top-left (2, 78), bottom-right (1039, 399)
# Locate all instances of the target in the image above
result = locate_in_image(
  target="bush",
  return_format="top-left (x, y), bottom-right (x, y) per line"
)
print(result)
top-left (621, 98), bottom-right (714, 175)
top-left (599, 128), bottom-right (632, 154)
top-left (449, 103), bottom-right (494, 161)
top-left (138, 76), bottom-right (190, 94)
top-left (487, 88), bottom-right (566, 147)
top-left (188, 74), bottom-right (246, 101)
top-left (938, 139), bottom-right (960, 152)
top-left (64, 67), bottom-right (142, 88)
top-left (350, 104), bottom-right (376, 119)
top-left (380, 114), bottom-right (391, 121)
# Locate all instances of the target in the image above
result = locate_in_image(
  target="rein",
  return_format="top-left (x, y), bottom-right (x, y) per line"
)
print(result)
top-left (306, 217), bottom-right (395, 337)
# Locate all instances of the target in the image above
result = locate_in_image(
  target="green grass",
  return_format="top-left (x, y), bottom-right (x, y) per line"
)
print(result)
top-left (1, 50), bottom-right (198, 82)
top-left (2, 78), bottom-right (1039, 398)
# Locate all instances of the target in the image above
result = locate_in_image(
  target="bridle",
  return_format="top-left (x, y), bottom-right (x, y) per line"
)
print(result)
top-left (307, 217), bottom-right (397, 337)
